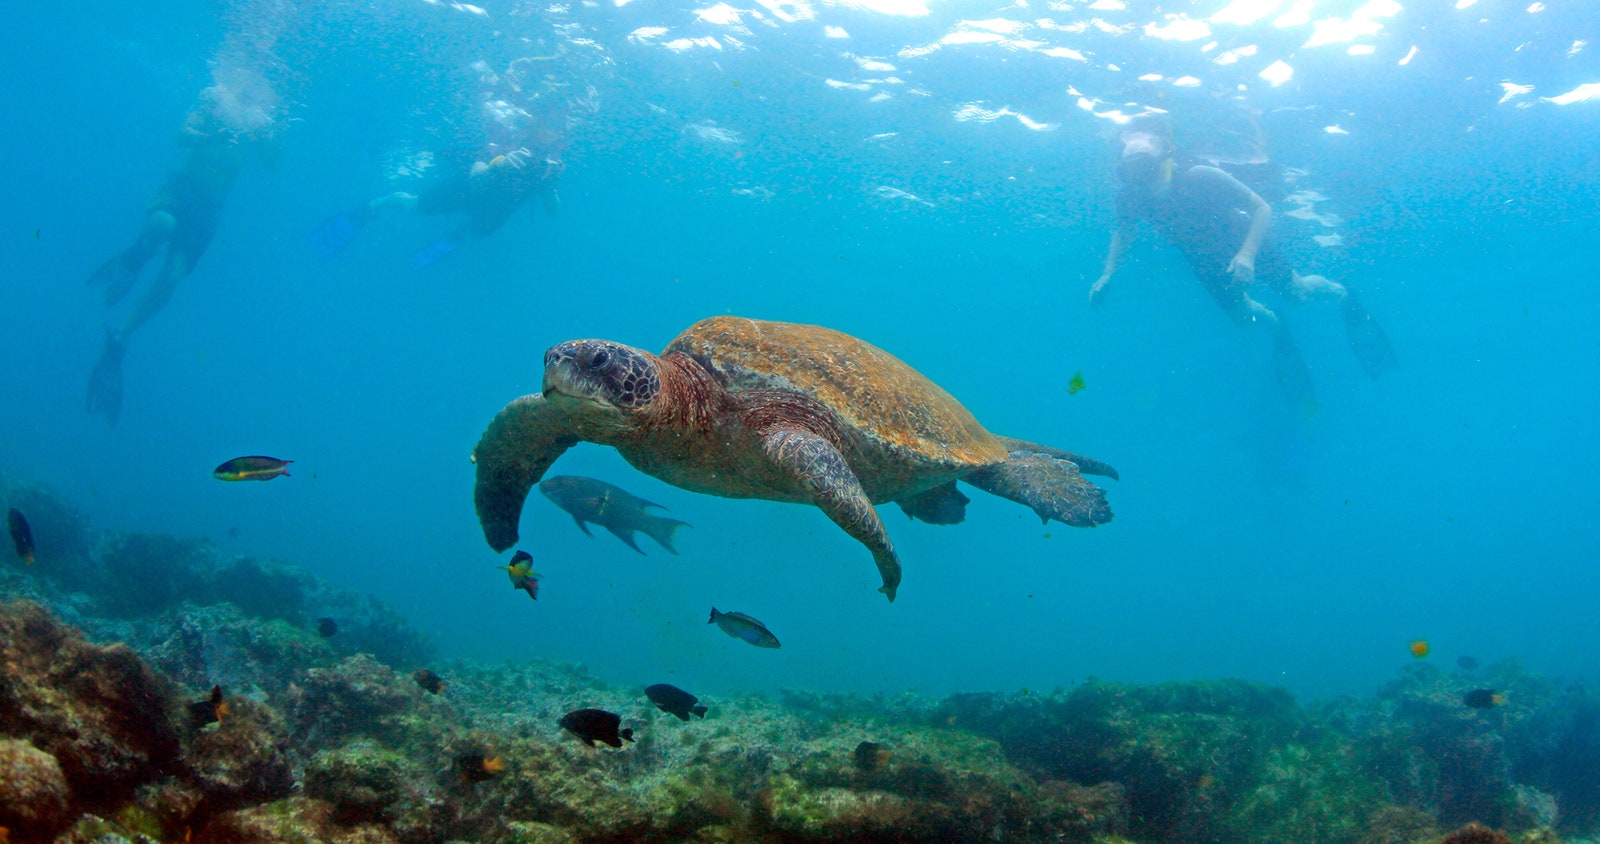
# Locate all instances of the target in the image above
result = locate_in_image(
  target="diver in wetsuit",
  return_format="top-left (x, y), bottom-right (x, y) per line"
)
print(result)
top-left (1090, 122), bottom-right (1397, 406)
top-left (84, 81), bottom-right (279, 425)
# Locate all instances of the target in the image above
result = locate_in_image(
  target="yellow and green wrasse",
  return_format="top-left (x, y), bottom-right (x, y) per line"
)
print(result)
top-left (213, 456), bottom-right (293, 482)
top-left (1067, 371), bottom-right (1087, 395)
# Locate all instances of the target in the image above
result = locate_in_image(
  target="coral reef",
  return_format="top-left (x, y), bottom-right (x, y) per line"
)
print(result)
top-left (3, 474), bottom-right (1600, 843)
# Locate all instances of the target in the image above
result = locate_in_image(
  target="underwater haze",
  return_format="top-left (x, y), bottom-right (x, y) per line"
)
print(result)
top-left (2, 0), bottom-right (1597, 709)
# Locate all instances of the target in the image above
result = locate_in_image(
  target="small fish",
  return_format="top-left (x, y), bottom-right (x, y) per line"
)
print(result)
top-left (853, 741), bottom-right (891, 772)
top-left (1409, 640), bottom-right (1430, 658)
top-left (1067, 371), bottom-right (1087, 395)
top-left (315, 617), bottom-right (338, 637)
top-left (646, 683), bottom-right (708, 721)
top-left (1463, 688), bottom-right (1506, 709)
top-left (189, 685), bottom-right (229, 727)
top-left (539, 476), bottom-right (690, 554)
top-left (501, 550), bottom-right (541, 601)
top-left (213, 456), bottom-right (293, 482)
top-left (8, 508), bottom-right (35, 565)
top-left (1457, 655), bottom-right (1479, 672)
top-left (455, 752), bottom-right (505, 784)
top-left (559, 708), bottom-right (635, 748)
top-left (709, 607), bottom-right (781, 649)
top-left (413, 669), bottom-right (446, 695)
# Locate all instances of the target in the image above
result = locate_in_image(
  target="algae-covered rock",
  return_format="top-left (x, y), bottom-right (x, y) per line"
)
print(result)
top-left (0, 600), bottom-right (180, 809)
top-left (304, 740), bottom-right (415, 822)
top-left (0, 736), bottom-right (71, 839)
top-left (200, 796), bottom-right (402, 843)
top-left (185, 695), bottom-right (295, 810)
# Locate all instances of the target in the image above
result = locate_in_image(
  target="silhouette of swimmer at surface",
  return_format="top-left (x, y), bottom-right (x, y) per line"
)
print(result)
top-left (311, 56), bottom-right (573, 267)
top-left (84, 80), bottom-right (281, 426)
top-left (322, 145), bottom-right (563, 267)
top-left (1089, 118), bottom-right (1397, 408)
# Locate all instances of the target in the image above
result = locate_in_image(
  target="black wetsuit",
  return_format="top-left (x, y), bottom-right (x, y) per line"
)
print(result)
top-left (150, 138), bottom-right (252, 263)
top-left (416, 159), bottom-right (552, 237)
top-left (1117, 164), bottom-right (1291, 316)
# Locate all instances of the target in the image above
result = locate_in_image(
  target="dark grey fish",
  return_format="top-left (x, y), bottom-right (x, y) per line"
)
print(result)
top-left (8, 508), bottom-right (35, 564)
top-left (539, 475), bottom-right (689, 554)
top-left (709, 607), bottom-right (780, 649)
top-left (646, 683), bottom-right (708, 721)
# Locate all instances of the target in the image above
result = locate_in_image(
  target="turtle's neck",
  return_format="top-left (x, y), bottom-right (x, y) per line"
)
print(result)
top-left (648, 352), bottom-right (722, 435)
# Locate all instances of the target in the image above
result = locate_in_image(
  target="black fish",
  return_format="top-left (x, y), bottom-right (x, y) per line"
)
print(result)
top-left (646, 683), bottom-right (708, 721)
top-left (455, 752), bottom-right (504, 784)
top-left (559, 708), bottom-right (635, 748)
top-left (413, 669), bottom-right (446, 695)
top-left (315, 617), bottom-right (338, 637)
top-left (189, 685), bottom-right (229, 727)
top-left (1457, 655), bottom-right (1479, 672)
top-left (539, 476), bottom-right (690, 554)
top-left (853, 740), bottom-right (891, 772)
top-left (7, 508), bottom-right (34, 565)
top-left (1463, 689), bottom-right (1504, 709)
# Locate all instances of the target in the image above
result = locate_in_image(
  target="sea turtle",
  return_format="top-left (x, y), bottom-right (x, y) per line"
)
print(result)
top-left (473, 316), bottom-right (1117, 602)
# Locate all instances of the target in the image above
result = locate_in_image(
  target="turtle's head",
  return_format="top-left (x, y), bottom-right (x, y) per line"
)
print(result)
top-left (541, 340), bottom-right (661, 424)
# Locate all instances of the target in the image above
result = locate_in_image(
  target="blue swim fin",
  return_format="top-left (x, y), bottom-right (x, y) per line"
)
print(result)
top-left (308, 209), bottom-right (368, 259)
top-left (410, 238), bottom-right (458, 268)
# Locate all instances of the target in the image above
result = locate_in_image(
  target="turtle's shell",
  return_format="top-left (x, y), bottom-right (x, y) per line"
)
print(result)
top-left (664, 316), bottom-right (1007, 467)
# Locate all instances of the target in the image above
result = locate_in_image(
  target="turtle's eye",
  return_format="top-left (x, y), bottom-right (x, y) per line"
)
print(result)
top-left (588, 348), bottom-right (613, 370)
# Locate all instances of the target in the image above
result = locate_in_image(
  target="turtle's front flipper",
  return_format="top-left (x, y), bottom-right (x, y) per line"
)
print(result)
top-left (762, 429), bottom-right (901, 602)
top-left (965, 449), bottom-right (1113, 527)
top-left (474, 394), bottom-right (579, 552)
top-left (995, 436), bottom-right (1119, 481)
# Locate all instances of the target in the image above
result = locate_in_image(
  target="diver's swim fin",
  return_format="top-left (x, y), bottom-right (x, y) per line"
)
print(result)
top-left (1342, 293), bottom-right (1399, 378)
top-left (308, 209), bottom-right (370, 259)
top-left (86, 329), bottom-right (126, 428)
top-left (411, 238), bottom-right (458, 268)
top-left (1272, 327), bottom-right (1317, 413)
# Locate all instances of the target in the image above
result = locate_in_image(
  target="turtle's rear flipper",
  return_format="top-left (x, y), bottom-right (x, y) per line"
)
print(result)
top-left (965, 451), bottom-right (1112, 527)
top-left (474, 393), bottom-right (578, 552)
top-left (762, 428), bottom-right (900, 602)
top-left (995, 436), bottom-right (1118, 481)
top-left (896, 482), bottom-right (970, 525)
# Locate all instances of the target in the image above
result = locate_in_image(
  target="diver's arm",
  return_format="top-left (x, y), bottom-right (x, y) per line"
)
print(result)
top-left (1235, 191), bottom-right (1271, 266)
top-left (1090, 219), bottom-right (1136, 306)
top-left (1192, 166), bottom-right (1270, 285)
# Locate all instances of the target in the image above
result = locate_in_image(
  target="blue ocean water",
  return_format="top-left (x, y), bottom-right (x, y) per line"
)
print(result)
top-left (1, 0), bottom-right (1595, 707)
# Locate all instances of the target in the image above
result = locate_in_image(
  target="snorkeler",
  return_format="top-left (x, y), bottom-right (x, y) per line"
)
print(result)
top-left (311, 58), bottom-right (570, 266)
top-left (314, 144), bottom-right (563, 266)
top-left (84, 80), bottom-right (280, 426)
top-left (1089, 118), bottom-right (1397, 406)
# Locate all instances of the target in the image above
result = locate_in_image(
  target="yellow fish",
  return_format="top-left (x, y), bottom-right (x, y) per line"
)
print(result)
top-left (1067, 371), bottom-right (1087, 395)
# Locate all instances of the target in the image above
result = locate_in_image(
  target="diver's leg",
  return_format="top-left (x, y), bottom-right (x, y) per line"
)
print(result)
top-left (91, 210), bottom-right (175, 306)
top-left (117, 245), bottom-right (189, 342)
